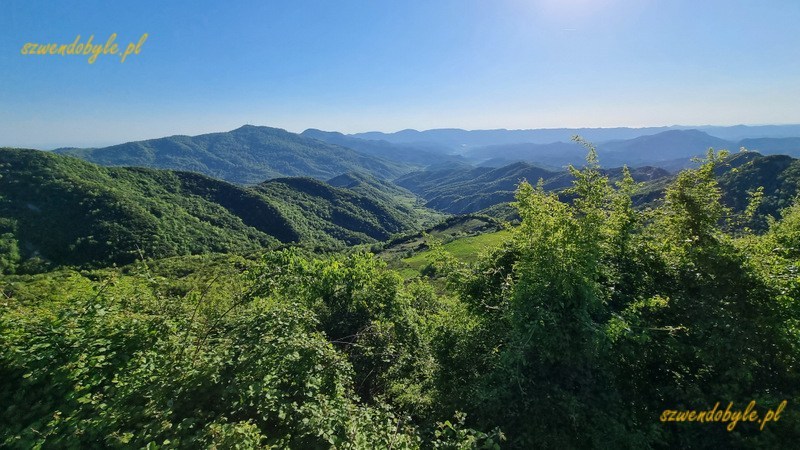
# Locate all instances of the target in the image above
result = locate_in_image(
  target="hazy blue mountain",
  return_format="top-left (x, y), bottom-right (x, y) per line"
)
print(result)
top-left (301, 129), bottom-right (461, 168)
top-left (465, 141), bottom-right (587, 168)
top-left (352, 125), bottom-right (800, 149)
top-left (55, 125), bottom-right (409, 184)
top-left (737, 137), bottom-right (800, 157)
top-left (597, 129), bottom-right (733, 165)
top-left (698, 124), bottom-right (800, 141)
top-left (462, 130), bottom-right (731, 169)
top-left (596, 131), bottom-right (800, 167)
top-left (51, 125), bottom-right (800, 188)
top-left (353, 127), bottom-right (685, 148)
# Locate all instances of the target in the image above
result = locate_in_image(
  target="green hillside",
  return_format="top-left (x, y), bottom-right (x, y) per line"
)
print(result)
top-left (397, 161), bottom-right (670, 214)
top-left (55, 125), bottom-right (409, 184)
top-left (255, 176), bottom-right (441, 246)
top-left (398, 150), bottom-right (800, 222)
top-left (632, 151), bottom-right (800, 229)
top-left (327, 171), bottom-right (445, 226)
top-left (717, 152), bottom-right (800, 229)
top-left (0, 149), bottom-right (432, 272)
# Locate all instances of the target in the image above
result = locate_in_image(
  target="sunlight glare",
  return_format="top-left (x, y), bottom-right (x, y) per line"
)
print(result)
top-left (524, 0), bottom-right (620, 24)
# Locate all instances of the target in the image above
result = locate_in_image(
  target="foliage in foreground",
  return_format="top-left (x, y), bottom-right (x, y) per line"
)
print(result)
top-left (429, 146), bottom-right (800, 447)
top-left (1, 252), bottom-right (501, 448)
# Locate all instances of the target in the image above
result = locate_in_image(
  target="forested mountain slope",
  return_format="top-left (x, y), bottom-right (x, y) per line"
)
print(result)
top-left (0, 149), bottom-right (432, 272)
top-left (55, 125), bottom-right (408, 184)
top-left (397, 161), bottom-right (670, 214)
top-left (255, 176), bottom-right (441, 246)
top-left (717, 152), bottom-right (800, 228)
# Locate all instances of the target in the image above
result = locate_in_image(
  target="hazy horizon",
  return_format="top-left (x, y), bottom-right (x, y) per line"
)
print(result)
top-left (9, 122), bottom-right (797, 152)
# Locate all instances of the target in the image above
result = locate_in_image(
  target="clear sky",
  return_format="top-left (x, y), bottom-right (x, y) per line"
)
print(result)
top-left (2, 0), bottom-right (799, 148)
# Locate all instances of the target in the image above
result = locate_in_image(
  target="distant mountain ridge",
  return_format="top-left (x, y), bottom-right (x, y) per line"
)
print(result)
top-left (462, 129), bottom-right (800, 169)
top-left (55, 125), bottom-right (409, 184)
top-left (597, 129), bottom-right (733, 166)
top-left (49, 125), bottom-right (800, 187)
top-left (738, 137), bottom-right (800, 156)
top-left (301, 129), bottom-right (463, 168)
top-left (352, 124), bottom-right (800, 148)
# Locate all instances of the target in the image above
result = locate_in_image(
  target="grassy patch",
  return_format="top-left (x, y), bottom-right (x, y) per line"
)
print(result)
top-left (398, 229), bottom-right (512, 276)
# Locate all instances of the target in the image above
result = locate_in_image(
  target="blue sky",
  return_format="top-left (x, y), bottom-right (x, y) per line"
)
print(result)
top-left (2, 0), bottom-right (799, 148)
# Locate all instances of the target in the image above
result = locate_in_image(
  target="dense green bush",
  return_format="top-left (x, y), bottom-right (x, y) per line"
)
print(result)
top-left (425, 147), bottom-right (800, 447)
top-left (1, 253), bottom-right (501, 448)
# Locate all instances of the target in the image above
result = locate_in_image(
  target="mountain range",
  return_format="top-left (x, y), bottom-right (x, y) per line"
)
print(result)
top-left (352, 124), bottom-right (800, 148)
top-left (4, 123), bottom-right (800, 272)
top-left (463, 129), bottom-right (800, 170)
top-left (55, 125), bottom-right (408, 184)
top-left (51, 125), bottom-right (800, 187)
